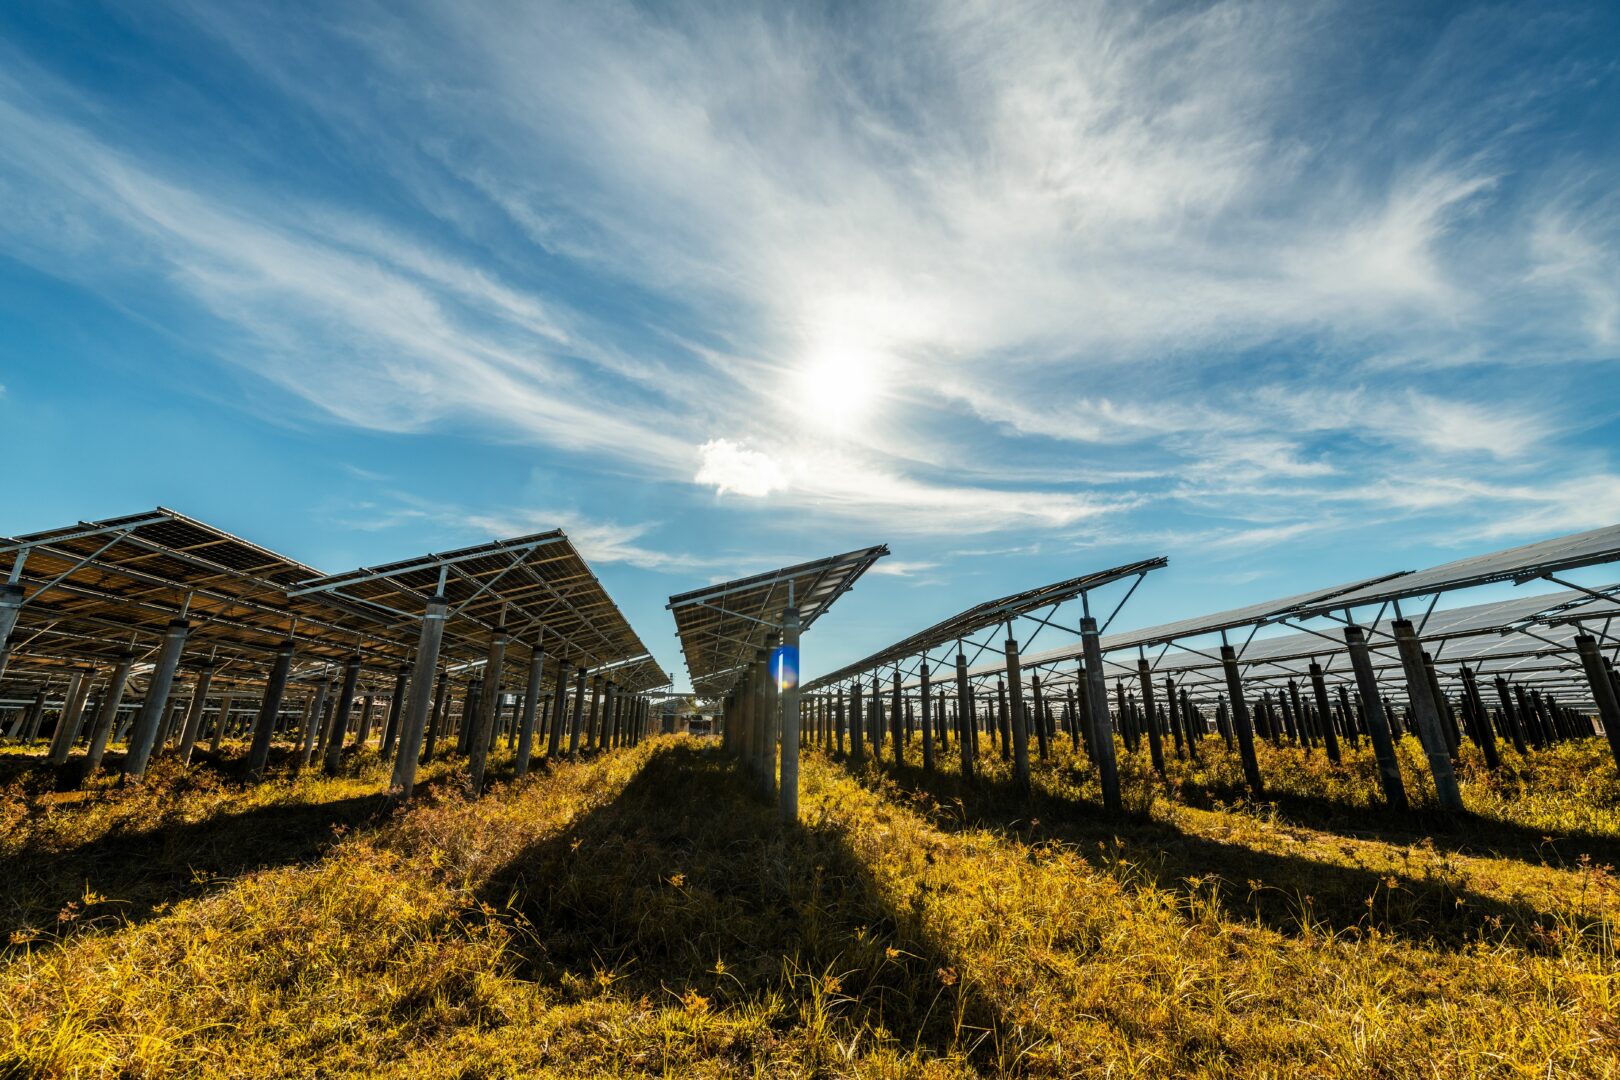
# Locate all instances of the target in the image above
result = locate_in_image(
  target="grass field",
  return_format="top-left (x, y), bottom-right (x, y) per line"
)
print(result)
top-left (2, 734), bottom-right (1617, 1077)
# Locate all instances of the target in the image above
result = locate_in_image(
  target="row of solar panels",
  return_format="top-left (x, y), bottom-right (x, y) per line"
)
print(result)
top-left (565, 519), bottom-right (1620, 705)
top-left (0, 508), bottom-right (667, 693)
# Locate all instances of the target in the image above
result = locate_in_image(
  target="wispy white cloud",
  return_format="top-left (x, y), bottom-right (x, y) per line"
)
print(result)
top-left (0, 0), bottom-right (1615, 554)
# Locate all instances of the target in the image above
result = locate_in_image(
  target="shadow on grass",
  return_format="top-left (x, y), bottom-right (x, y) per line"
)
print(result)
top-left (477, 742), bottom-right (1011, 1071)
top-left (866, 755), bottom-right (1614, 954)
top-left (1172, 780), bottom-right (1620, 871)
top-left (1, 782), bottom-right (392, 943)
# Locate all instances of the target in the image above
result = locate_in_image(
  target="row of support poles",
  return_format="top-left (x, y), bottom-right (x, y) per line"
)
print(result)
top-left (786, 591), bottom-right (1620, 818)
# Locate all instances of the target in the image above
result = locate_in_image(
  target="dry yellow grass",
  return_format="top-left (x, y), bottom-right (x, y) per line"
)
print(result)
top-left (1, 734), bottom-right (1616, 1077)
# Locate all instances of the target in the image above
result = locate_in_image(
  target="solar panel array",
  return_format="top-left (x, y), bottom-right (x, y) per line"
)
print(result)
top-left (1, 509), bottom-right (662, 695)
top-left (669, 545), bottom-right (888, 699)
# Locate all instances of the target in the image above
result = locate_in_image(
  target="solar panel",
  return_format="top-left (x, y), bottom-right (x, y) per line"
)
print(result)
top-left (0, 508), bottom-right (410, 683)
top-left (669, 545), bottom-right (888, 698)
top-left (296, 530), bottom-right (655, 673)
top-left (808, 557), bottom-right (1166, 692)
top-left (981, 589), bottom-right (1592, 690)
top-left (1292, 523), bottom-right (1620, 616)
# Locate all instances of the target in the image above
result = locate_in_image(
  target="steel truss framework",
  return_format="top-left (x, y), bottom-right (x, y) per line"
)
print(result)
top-left (669, 545), bottom-right (889, 699)
top-left (802, 558), bottom-right (1168, 694)
top-left (0, 510), bottom-right (664, 706)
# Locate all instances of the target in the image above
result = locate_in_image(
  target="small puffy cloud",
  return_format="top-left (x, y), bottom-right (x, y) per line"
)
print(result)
top-left (694, 439), bottom-right (785, 498)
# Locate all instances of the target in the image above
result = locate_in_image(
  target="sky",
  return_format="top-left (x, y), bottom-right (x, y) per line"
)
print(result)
top-left (2, 1), bottom-right (1618, 690)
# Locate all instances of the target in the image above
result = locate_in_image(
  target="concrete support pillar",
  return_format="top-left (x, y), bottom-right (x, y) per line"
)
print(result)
top-left (248, 640), bottom-right (296, 781)
top-left (779, 604), bottom-right (801, 822)
top-left (514, 643), bottom-right (545, 779)
top-left (323, 655), bottom-right (362, 776)
top-left (124, 619), bottom-right (190, 780)
top-left (1218, 644), bottom-right (1263, 797)
top-left (1004, 637), bottom-right (1031, 794)
top-left (177, 662), bottom-right (216, 766)
top-left (469, 631), bottom-right (508, 793)
top-left (1391, 619), bottom-right (1462, 811)
top-left (390, 595), bottom-right (448, 798)
top-left (1575, 635), bottom-right (1620, 769)
top-left (84, 652), bottom-right (135, 773)
top-left (47, 667), bottom-right (93, 766)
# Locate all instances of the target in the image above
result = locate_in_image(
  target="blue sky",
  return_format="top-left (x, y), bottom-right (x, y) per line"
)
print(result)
top-left (2, 1), bottom-right (1618, 690)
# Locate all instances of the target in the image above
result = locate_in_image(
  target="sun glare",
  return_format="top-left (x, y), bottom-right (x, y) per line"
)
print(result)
top-left (795, 349), bottom-right (884, 431)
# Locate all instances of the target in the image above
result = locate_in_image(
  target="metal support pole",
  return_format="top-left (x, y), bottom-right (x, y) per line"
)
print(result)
top-left (354, 694), bottom-right (376, 748)
top-left (248, 640), bottom-right (295, 782)
top-left (324, 654), bottom-right (362, 776)
top-left (780, 604), bottom-right (801, 822)
top-left (211, 691), bottom-right (235, 754)
top-left (124, 619), bottom-right (190, 780)
top-left (515, 643), bottom-right (544, 779)
top-left (1576, 634), bottom-right (1620, 769)
top-left (46, 667), bottom-right (93, 766)
top-left (848, 681), bottom-right (864, 764)
top-left (177, 662), bottom-right (217, 766)
top-left (1218, 644), bottom-right (1263, 797)
top-left (760, 642), bottom-right (778, 796)
top-left (83, 652), bottom-right (134, 773)
top-left (390, 595), bottom-right (448, 797)
top-left (301, 676), bottom-right (332, 768)
top-left (1308, 662), bottom-right (1341, 764)
top-left (469, 630), bottom-right (508, 793)
top-left (954, 651), bottom-right (975, 780)
top-left (1138, 658), bottom-right (1165, 776)
top-left (919, 661), bottom-right (934, 771)
top-left (587, 675), bottom-right (604, 751)
top-left (1030, 673), bottom-right (1050, 762)
top-left (1391, 619), bottom-right (1462, 811)
top-left (547, 673), bottom-right (567, 758)
top-left (889, 668), bottom-right (904, 768)
top-left (0, 582), bottom-right (24, 683)
top-left (381, 667), bottom-right (408, 759)
top-left (568, 666), bottom-right (588, 756)
top-left (1079, 617), bottom-right (1121, 813)
top-left (1342, 626), bottom-right (1405, 809)
top-left (1005, 636), bottom-right (1031, 794)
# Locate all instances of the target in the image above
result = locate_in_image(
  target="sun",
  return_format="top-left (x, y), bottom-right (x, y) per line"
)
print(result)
top-left (794, 348), bottom-right (885, 431)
